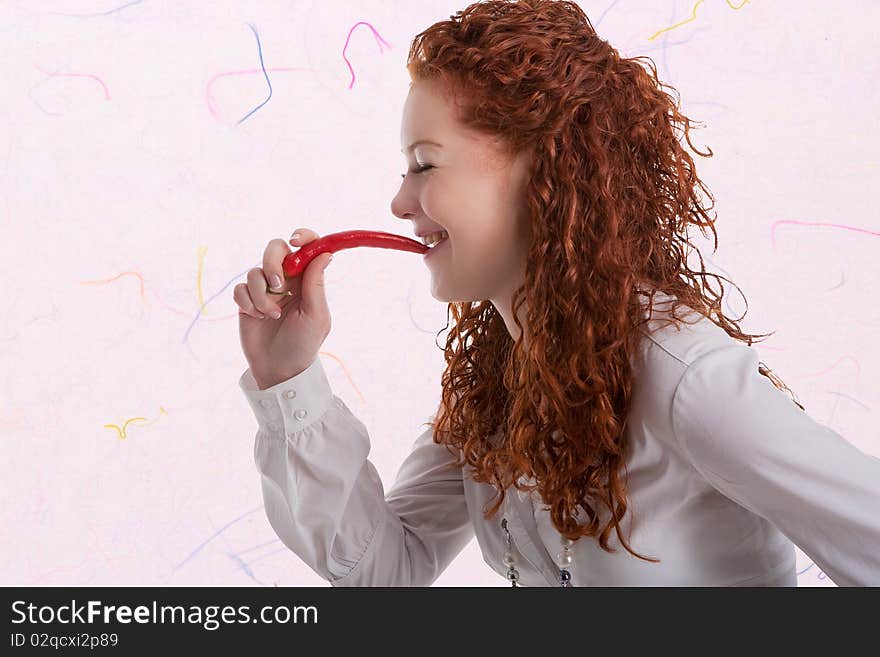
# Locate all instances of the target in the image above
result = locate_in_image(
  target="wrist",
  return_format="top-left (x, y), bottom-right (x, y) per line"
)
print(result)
top-left (254, 367), bottom-right (306, 390)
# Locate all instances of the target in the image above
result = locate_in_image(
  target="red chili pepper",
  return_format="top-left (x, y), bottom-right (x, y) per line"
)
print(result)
top-left (282, 230), bottom-right (430, 278)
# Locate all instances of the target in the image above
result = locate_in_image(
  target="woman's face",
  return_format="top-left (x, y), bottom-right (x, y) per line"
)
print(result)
top-left (391, 78), bottom-right (535, 338)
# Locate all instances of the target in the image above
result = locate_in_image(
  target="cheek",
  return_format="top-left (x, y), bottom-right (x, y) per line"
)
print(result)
top-left (455, 229), bottom-right (519, 275)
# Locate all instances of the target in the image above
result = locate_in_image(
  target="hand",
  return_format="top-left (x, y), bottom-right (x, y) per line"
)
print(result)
top-left (233, 228), bottom-right (334, 389)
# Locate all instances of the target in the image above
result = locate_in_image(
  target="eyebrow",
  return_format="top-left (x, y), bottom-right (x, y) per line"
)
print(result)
top-left (400, 139), bottom-right (443, 154)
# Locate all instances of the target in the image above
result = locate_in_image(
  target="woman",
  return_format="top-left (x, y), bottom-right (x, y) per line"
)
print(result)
top-left (236, 0), bottom-right (880, 586)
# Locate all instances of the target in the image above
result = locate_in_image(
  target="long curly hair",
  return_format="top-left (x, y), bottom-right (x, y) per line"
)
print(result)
top-left (410, 0), bottom-right (803, 563)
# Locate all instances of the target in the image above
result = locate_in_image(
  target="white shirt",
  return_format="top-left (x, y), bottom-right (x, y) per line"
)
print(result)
top-left (238, 291), bottom-right (880, 586)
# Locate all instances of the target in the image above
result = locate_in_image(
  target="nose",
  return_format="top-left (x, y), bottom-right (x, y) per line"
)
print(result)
top-left (390, 187), bottom-right (416, 224)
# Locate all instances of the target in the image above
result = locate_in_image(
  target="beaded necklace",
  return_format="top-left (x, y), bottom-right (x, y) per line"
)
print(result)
top-left (501, 517), bottom-right (576, 587)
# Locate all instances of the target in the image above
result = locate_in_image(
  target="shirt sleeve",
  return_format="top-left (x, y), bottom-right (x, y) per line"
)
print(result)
top-left (238, 356), bottom-right (474, 586)
top-left (671, 344), bottom-right (880, 586)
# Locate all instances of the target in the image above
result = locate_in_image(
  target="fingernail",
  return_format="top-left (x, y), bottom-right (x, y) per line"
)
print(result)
top-left (291, 232), bottom-right (301, 241)
top-left (271, 311), bottom-right (281, 319)
top-left (271, 275), bottom-right (282, 289)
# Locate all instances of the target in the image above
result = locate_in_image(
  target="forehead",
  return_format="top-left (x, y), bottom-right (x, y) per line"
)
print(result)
top-left (399, 79), bottom-right (515, 172)
top-left (400, 79), bottom-right (460, 147)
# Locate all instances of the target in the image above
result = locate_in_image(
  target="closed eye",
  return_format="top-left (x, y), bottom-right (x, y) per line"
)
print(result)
top-left (400, 164), bottom-right (434, 179)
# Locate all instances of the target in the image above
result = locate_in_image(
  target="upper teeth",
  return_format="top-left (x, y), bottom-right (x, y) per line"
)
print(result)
top-left (422, 230), bottom-right (448, 247)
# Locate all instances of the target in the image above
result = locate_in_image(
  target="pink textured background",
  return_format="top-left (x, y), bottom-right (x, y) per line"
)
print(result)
top-left (1, 0), bottom-right (877, 587)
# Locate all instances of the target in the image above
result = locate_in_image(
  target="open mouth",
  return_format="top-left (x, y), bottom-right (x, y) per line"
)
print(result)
top-left (422, 230), bottom-right (449, 258)
top-left (421, 230), bottom-right (449, 248)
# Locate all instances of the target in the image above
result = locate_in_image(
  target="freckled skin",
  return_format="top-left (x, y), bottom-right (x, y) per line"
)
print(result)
top-left (391, 78), bottom-right (535, 344)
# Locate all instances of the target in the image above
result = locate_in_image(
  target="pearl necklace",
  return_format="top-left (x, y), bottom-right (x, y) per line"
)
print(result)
top-left (501, 517), bottom-right (575, 587)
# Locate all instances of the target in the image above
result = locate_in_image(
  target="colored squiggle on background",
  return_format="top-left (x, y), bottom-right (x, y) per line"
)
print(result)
top-left (103, 406), bottom-right (168, 440)
top-left (78, 269), bottom-right (237, 322)
top-left (205, 66), bottom-right (319, 120)
top-left (48, 0), bottom-right (146, 19)
top-left (77, 260), bottom-right (375, 402)
top-left (770, 219), bottom-right (880, 249)
top-left (826, 391), bottom-right (869, 412)
top-left (231, 537), bottom-right (282, 561)
top-left (825, 271), bottom-right (845, 292)
top-left (341, 22), bottom-right (393, 89)
top-left (229, 538), bottom-right (290, 581)
top-left (205, 20), bottom-right (391, 121)
top-left (169, 505), bottom-right (264, 577)
top-left (648, 0), bottom-right (706, 41)
top-left (82, 256), bottom-right (394, 409)
top-left (795, 561), bottom-right (830, 582)
top-left (233, 544), bottom-right (291, 574)
top-left (237, 23), bottom-right (272, 125)
top-left (78, 246), bottom-right (241, 325)
top-left (207, 514), bottom-right (265, 585)
top-left (314, 350), bottom-right (367, 405)
top-left (801, 355), bottom-right (863, 387)
top-left (32, 63), bottom-right (111, 100)
top-left (195, 246), bottom-right (209, 310)
top-left (647, 0), bottom-right (750, 42)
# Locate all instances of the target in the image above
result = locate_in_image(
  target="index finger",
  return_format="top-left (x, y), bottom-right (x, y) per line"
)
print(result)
top-left (264, 229), bottom-right (321, 293)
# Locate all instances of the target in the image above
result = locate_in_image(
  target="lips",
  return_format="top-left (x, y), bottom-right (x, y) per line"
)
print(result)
top-left (423, 233), bottom-right (449, 258)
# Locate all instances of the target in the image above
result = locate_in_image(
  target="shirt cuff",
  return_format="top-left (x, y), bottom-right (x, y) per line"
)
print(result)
top-left (238, 356), bottom-right (336, 436)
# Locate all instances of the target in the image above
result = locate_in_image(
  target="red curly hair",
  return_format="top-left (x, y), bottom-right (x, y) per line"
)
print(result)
top-left (410, 0), bottom-right (803, 563)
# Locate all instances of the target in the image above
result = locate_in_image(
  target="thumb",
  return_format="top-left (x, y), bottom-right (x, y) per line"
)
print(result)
top-left (300, 252), bottom-right (333, 317)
